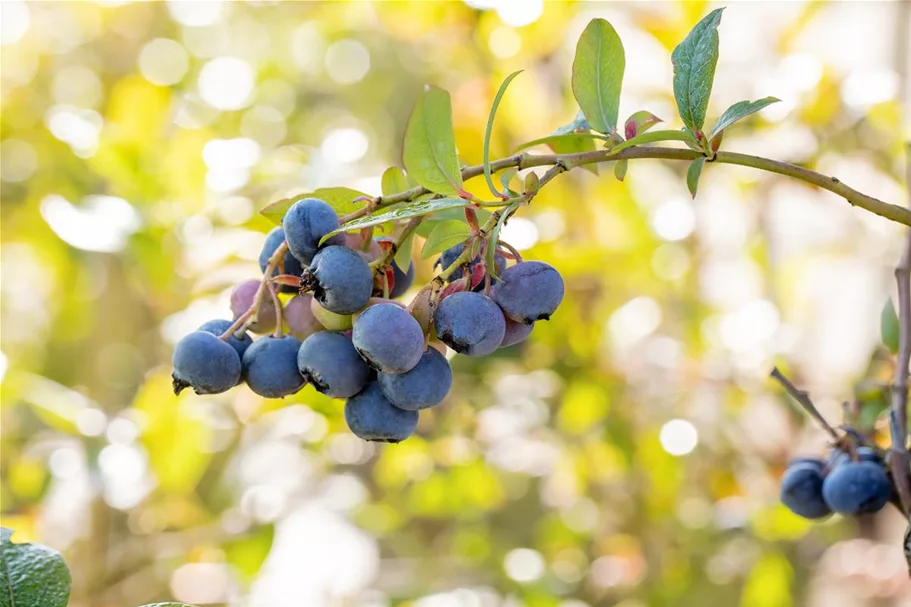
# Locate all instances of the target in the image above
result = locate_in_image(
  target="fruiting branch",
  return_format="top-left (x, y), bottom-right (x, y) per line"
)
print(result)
top-left (338, 145), bottom-right (911, 229)
top-left (219, 241), bottom-right (289, 340)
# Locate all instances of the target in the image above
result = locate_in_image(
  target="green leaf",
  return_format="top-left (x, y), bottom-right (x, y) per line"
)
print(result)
top-left (607, 129), bottom-right (698, 155)
top-left (709, 96), bottom-right (780, 139)
top-left (225, 524), bottom-right (274, 582)
top-left (514, 132), bottom-right (607, 154)
top-left (571, 18), bottom-right (625, 134)
top-left (614, 159), bottom-right (628, 181)
top-left (483, 70), bottom-right (523, 198)
top-left (403, 85), bottom-right (464, 197)
top-left (671, 8), bottom-right (724, 133)
top-left (881, 298), bottom-right (900, 354)
top-left (499, 168), bottom-right (518, 195)
top-left (261, 187), bottom-right (368, 225)
top-left (329, 197), bottom-right (468, 236)
top-left (381, 167), bottom-right (410, 196)
top-left (0, 527), bottom-right (71, 607)
top-left (395, 229), bottom-right (415, 269)
top-left (686, 157), bottom-right (706, 198)
top-left (421, 220), bottom-right (472, 259)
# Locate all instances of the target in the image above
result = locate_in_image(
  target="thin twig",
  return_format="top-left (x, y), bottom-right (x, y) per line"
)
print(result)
top-left (219, 241), bottom-right (289, 340)
top-left (770, 367), bottom-right (840, 441)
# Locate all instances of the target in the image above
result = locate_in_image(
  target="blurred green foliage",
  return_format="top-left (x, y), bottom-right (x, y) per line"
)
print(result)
top-left (1, 1), bottom-right (910, 606)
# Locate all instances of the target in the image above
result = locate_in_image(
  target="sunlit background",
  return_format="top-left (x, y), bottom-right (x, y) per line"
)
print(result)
top-left (2, 1), bottom-right (911, 606)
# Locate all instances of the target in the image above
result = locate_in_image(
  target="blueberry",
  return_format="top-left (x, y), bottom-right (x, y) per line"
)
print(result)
top-left (344, 383), bottom-right (419, 443)
top-left (390, 260), bottom-right (414, 298)
top-left (230, 279), bottom-right (277, 334)
top-left (822, 461), bottom-right (892, 515)
top-left (242, 335), bottom-right (305, 398)
top-left (434, 292), bottom-right (505, 357)
top-left (298, 332), bottom-right (371, 398)
top-left (352, 303), bottom-right (424, 374)
top-left (198, 319), bottom-right (253, 358)
top-left (490, 261), bottom-right (564, 324)
top-left (378, 347), bottom-right (452, 411)
top-left (829, 446), bottom-right (883, 468)
top-left (302, 246), bottom-right (373, 315)
top-left (500, 318), bottom-right (534, 348)
top-left (259, 227), bottom-right (305, 293)
top-left (172, 331), bottom-right (242, 395)
top-left (282, 198), bottom-right (346, 265)
top-left (282, 294), bottom-right (323, 341)
top-left (780, 461), bottom-right (831, 519)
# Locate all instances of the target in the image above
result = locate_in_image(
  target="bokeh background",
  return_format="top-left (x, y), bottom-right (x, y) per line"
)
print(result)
top-left (2, 1), bottom-right (911, 606)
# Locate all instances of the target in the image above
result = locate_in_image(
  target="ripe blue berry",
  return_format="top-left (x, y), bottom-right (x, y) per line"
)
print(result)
top-left (352, 303), bottom-right (425, 373)
top-left (390, 260), bottom-right (414, 298)
top-left (303, 246), bottom-right (373, 315)
top-left (242, 335), bottom-right (305, 398)
top-left (198, 319), bottom-right (253, 358)
top-left (500, 318), bottom-right (534, 348)
top-left (172, 331), bottom-right (242, 395)
top-left (434, 292), bottom-right (505, 356)
top-left (282, 198), bottom-right (345, 264)
top-left (297, 332), bottom-right (371, 398)
top-left (259, 227), bottom-right (305, 293)
top-left (378, 347), bottom-right (452, 410)
top-left (780, 460), bottom-right (831, 519)
top-left (822, 460), bottom-right (892, 515)
top-left (230, 279), bottom-right (277, 334)
top-left (284, 294), bottom-right (324, 341)
top-left (491, 261), bottom-right (564, 324)
top-left (345, 383), bottom-right (419, 443)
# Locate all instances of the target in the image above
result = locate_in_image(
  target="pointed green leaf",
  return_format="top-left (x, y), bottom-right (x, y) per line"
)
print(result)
top-left (484, 70), bottom-right (523, 198)
top-left (881, 298), bottom-right (900, 354)
top-left (421, 220), bottom-right (472, 259)
top-left (514, 132), bottom-right (608, 153)
top-left (403, 85), bottom-right (464, 197)
top-left (261, 187), bottom-right (368, 224)
top-left (571, 18), bottom-right (625, 134)
top-left (614, 159), bottom-right (628, 181)
top-left (607, 129), bottom-right (698, 155)
top-left (0, 528), bottom-right (71, 607)
top-left (329, 197), bottom-right (468, 235)
top-left (709, 96), bottom-right (780, 139)
top-left (686, 157), bottom-right (706, 198)
top-left (671, 8), bottom-right (724, 133)
top-left (381, 167), bottom-right (410, 196)
top-left (395, 229), bottom-right (415, 269)
top-left (553, 110), bottom-right (592, 135)
top-left (499, 168), bottom-right (518, 195)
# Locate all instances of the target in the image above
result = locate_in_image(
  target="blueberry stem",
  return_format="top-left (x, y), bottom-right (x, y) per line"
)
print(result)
top-left (219, 241), bottom-right (290, 340)
top-left (769, 367), bottom-right (840, 441)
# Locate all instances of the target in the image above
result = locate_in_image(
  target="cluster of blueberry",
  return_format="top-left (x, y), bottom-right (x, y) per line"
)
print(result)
top-left (171, 198), bottom-right (564, 442)
top-left (781, 446), bottom-right (893, 519)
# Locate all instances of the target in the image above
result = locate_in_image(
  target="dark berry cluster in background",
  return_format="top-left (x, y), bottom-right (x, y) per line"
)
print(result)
top-left (171, 198), bottom-right (565, 443)
top-left (781, 445), bottom-right (894, 519)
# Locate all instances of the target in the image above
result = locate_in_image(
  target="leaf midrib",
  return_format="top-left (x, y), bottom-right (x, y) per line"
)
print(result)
top-left (420, 94), bottom-right (459, 191)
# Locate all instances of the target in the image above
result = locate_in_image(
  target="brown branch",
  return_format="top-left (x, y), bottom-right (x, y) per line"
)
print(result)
top-left (889, 147), bottom-right (911, 518)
